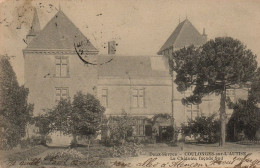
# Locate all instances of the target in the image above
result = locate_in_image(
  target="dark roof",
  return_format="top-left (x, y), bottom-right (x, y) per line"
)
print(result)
top-left (158, 19), bottom-right (206, 53)
top-left (27, 8), bottom-right (41, 36)
top-left (26, 10), bottom-right (98, 52)
top-left (97, 55), bottom-right (170, 77)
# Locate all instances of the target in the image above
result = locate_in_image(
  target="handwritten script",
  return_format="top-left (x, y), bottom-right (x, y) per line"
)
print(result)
top-left (2, 153), bottom-right (260, 168)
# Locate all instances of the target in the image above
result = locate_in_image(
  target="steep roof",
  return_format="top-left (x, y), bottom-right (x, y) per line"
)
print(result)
top-left (26, 10), bottom-right (98, 52)
top-left (158, 19), bottom-right (206, 53)
top-left (27, 8), bottom-right (41, 36)
top-left (97, 55), bottom-right (170, 78)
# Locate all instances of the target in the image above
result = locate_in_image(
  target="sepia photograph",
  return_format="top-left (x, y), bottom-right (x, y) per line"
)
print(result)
top-left (0, 0), bottom-right (260, 167)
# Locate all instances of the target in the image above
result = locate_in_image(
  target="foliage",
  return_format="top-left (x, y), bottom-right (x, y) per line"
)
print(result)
top-left (170, 37), bottom-right (258, 145)
top-left (33, 99), bottom-right (72, 145)
top-left (248, 68), bottom-right (260, 103)
top-left (47, 99), bottom-right (72, 133)
top-left (227, 100), bottom-right (260, 141)
top-left (44, 149), bottom-right (85, 161)
top-left (152, 113), bottom-right (173, 125)
top-left (181, 114), bottom-right (220, 143)
top-left (106, 142), bottom-right (143, 158)
top-left (227, 68), bottom-right (260, 141)
top-left (70, 92), bottom-right (105, 142)
top-left (171, 37), bottom-right (257, 104)
top-left (152, 113), bottom-right (176, 143)
top-left (0, 55), bottom-right (33, 149)
top-left (33, 92), bottom-right (104, 147)
top-left (104, 112), bottom-right (135, 146)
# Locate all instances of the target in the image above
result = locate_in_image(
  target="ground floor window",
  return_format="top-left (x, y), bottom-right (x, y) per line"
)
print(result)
top-left (186, 104), bottom-right (199, 120)
top-left (133, 119), bottom-right (145, 136)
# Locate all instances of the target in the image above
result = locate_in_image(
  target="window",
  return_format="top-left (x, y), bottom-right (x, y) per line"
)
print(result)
top-left (55, 87), bottom-right (69, 102)
top-left (101, 89), bottom-right (108, 107)
top-left (134, 119), bottom-right (145, 136)
top-left (186, 104), bottom-right (199, 120)
top-left (226, 89), bottom-right (235, 97)
top-left (132, 88), bottom-right (145, 108)
top-left (55, 56), bottom-right (69, 77)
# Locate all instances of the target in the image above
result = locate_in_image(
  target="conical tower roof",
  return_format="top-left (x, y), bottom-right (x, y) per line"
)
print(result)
top-left (158, 19), bottom-right (206, 54)
top-left (27, 8), bottom-right (41, 36)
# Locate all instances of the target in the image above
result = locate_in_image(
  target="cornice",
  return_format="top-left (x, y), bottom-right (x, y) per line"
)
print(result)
top-left (23, 49), bottom-right (99, 55)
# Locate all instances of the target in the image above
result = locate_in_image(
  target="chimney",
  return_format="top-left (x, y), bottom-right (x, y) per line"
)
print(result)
top-left (108, 41), bottom-right (116, 55)
top-left (202, 28), bottom-right (207, 43)
top-left (26, 8), bottom-right (41, 44)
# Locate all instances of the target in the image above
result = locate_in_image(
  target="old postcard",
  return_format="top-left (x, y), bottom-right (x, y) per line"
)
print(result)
top-left (0, 0), bottom-right (260, 167)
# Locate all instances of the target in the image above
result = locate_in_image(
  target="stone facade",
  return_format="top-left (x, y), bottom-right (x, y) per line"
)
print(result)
top-left (24, 10), bottom-right (247, 143)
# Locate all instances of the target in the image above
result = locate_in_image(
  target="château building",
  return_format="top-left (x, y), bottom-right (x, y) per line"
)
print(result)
top-left (24, 9), bottom-right (246, 144)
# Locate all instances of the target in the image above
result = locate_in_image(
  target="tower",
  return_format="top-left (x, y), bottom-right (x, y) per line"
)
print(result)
top-left (26, 8), bottom-right (41, 44)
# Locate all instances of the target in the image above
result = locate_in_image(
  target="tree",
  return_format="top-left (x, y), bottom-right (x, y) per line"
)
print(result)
top-left (33, 99), bottom-right (72, 145)
top-left (33, 92), bottom-right (104, 150)
top-left (249, 68), bottom-right (260, 103)
top-left (70, 92), bottom-right (105, 149)
top-left (106, 111), bottom-right (135, 146)
top-left (33, 114), bottom-right (52, 145)
top-left (181, 114), bottom-right (220, 143)
top-left (0, 55), bottom-right (33, 149)
top-left (227, 99), bottom-right (260, 140)
top-left (170, 37), bottom-right (258, 146)
top-left (227, 68), bottom-right (260, 141)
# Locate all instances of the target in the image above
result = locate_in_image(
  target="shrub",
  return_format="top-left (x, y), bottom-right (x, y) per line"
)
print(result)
top-left (43, 149), bottom-right (85, 165)
top-left (227, 99), bottom-right (260, 141)
top-left (44, 149), bottom-right (85, 161)
top-left (103, 113), bottom-right (135, 146)
top-left (181, 114), bottom-right (220, 143)
top-left (105, 142), bottom-right (143, 158)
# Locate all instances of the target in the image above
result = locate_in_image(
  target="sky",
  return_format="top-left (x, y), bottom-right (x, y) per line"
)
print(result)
top-left (0, 0), bottom-right (260, 84)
